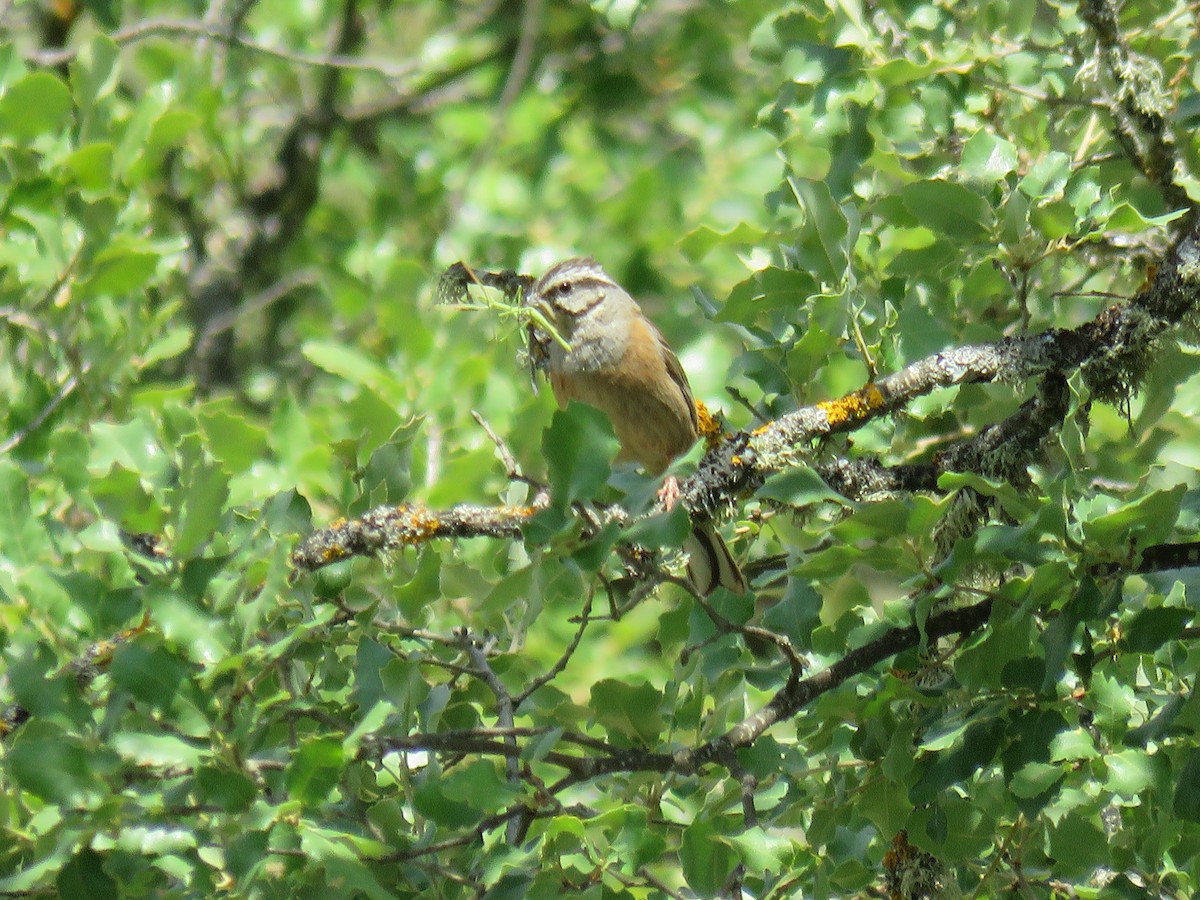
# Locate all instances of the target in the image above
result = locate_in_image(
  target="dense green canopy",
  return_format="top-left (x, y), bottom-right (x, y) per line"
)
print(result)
top-left (2, 0), bottom-right (1200, 896)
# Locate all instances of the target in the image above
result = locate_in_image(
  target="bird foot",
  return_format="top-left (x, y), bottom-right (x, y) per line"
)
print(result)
top-left (657, 475), bottom-right (682, 511)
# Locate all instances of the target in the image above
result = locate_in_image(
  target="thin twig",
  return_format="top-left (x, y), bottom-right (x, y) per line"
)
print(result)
top-left (0, 366), bottom-right (89, 454)
top-left (686, 579), bottom-right (806, 675)
top-left (192, 269), bottom-right (319, 363)
top-left (26, 16), bottom-right (419, 79)
top-left (471, 410), bottom-right (522, 480)
top-left (444, 0), bottom-right (545, 219)
top-left (514, 588), bottom-right (595, 708)
top-left (461, 630), bottom-right (524, 844)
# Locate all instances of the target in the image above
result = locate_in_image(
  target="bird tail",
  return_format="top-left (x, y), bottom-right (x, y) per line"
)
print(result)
top-left (684, 523), bottom-right (746, 595)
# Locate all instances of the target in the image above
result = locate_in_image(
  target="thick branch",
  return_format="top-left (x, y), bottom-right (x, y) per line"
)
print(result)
top-left (293, 220), bottom-right (1200, 575)
top-left (561, 596), bottom-right (996, 780)
top-left (290, 499), bottom-right (545, 572)
top-left (680, 219), bottom-right (1200, 519)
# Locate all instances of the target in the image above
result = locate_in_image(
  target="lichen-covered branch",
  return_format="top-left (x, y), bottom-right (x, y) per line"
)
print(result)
top-left (292, 220), bottom-right (1200, 579)
top-left (1078, 0), bottom-right (1195, 224)
top-left (290, 498), bottom-right (546, 572)
top-left (680, 219), bottom-right (1200, 521)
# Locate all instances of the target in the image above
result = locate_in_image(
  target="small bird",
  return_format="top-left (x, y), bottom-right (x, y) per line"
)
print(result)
top-left (530, 257), bottom-right (746, 595)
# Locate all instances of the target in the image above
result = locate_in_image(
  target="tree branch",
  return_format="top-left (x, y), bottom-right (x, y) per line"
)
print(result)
top-left (25, 15), bottom-right (418, 78)
top-left (1078, 0), bottom-right (1196, 225)
top-left (293, 217), bottom-right (1200, 577)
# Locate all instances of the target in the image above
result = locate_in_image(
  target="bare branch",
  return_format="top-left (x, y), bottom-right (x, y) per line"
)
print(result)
top-left (460, 630), bottom-right (525, 844)
top-left (444, 0), bottom-right (546, 219)
top-left (0, 364), bottom-right (90, 455)
top-left (514, 588), bottom-right (595, 708)
top-left (25, 16), bottom-right (419, 79)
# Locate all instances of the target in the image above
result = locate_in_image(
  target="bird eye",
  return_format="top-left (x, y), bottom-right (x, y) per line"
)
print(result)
top-left (554, 281), bottom-right (571, 297)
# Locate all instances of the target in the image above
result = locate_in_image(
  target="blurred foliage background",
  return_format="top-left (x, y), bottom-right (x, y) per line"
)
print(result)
top-left (2, 0), bottom-right (1200, 896)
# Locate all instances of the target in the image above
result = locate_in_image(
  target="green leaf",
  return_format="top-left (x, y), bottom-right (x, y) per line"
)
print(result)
top-left (568, 519), bottom-right (622, 572)
top-left (360, 428), bottom-right (416, 504)
top-left (757, 466), bottom-right (847, 507)
top-left (961, 132), bottom-right (1019, 182)
top-left (872, 57), bottom-right (940, 86)
top-left (197, 400), bottom-right (269, 474)
top-left (140, 326), bottom-right (193, 368)
top-left (440, 760), bottom-right (520, 808)
top-left (56, 849), bottom-right (118, 900)
top-left (393, 545), bottom-right (443, 620)
top-left (80, 0), bottom-right (122, 29)
top-left (352, 637), bottom-right (393, 712)
top-left (174, 455), bottom-right (230, 558)
top-left (719, 265), bottom-right (818, 324)
top-left (286, 736), bottom-right (345, 806)
top-left (110, 642), bottom-right (190, 710)
top-left (1019, 151), bottom-right (1071, 200)
top-left (679, 222), bottom-right (768, 262)
top-left (302, 339), bottom-right (407, 404)
top-left (480, 873), bottom-right (534, 900)
top-left (680, 819), bottom-right (737, 896)
top-left (910, 717), bottom-right (1005, 802)
top-left (1103, 749), bottom-right (1156, 800)
top-left (1009, 761), bottom-right (1062, 799)
top-left (413, 769), bottom-right (488, 827)
top-left (194, 765), bottom-right (258, 813)
top-left (622, 504), bottom-right (690, 549)
top-left (589, 679), bottom-right (664, 745)
top-left (1174, 750), bottom-right (1200, 823)
top-left (0, 461), bottom-right (52, 565)
top-left (761, 578), bottom-right (820, 649)
top-left (111, 732), bottom-right (203, 769)
top-left (900, 180), bottom-right (994, 240)
top-left (541, 403), bottom-right (616, 508)
top-left (225, 830), bottom-right (270, 879)
top-left (314, 857), bottom-right (395, 900)
top-left (146, 109), bottom-right (200, 159)
top-left (62, 142), bottom-right (115, 193)
top-left (788, 176), bottom-right (851, 284)
top-left (80, 244), bottom-right (161, 296)
top-left (726, 825), bottom-right (789, 873)
top-left (7, 720), bottom-right (106, 805)
top-left (1105, 202), bottom-right (1189, 231)
top-left (71, 35), bottom-right (120, 113)
top-left (1049, 730), bottom-right (1099, 762)
top-left (1083, 484), bottom-right (1185, 550)
top-left (858, 774), bottom-right (912, 836)
top-left (0, 72), bottom-right (72, 140)
top-left (1123, 605), bottom-right (1192, 653)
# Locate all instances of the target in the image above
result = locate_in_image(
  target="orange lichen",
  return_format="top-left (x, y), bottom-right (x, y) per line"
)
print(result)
top-left (817, 384), bottom-right (886, 427)
top-left (321, 544), bottom-right (351, 563)
top-left (1139, 262), bottom-right (1159, 293)
top-left (404, 505), bottom-right (441, 543)
top-left (115, 611), bottom-right (153, 642)
top-left (695, 400), bottom-right (722, 443)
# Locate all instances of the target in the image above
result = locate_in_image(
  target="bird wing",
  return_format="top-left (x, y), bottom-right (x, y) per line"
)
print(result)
top-left (653, 323), bottom-right (698, 433)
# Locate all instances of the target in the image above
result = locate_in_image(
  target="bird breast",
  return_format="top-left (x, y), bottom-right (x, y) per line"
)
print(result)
top-left (550, 315), bottom-right (697, 474)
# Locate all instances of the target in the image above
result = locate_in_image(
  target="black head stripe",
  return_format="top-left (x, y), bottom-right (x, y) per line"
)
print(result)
top-left (534, 258), bottom-right (618, 314)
